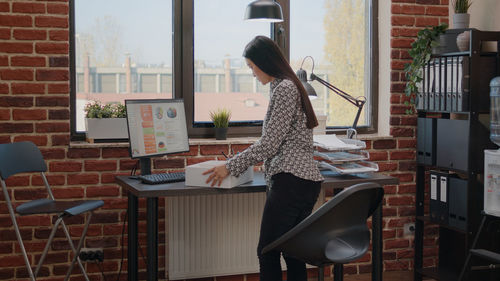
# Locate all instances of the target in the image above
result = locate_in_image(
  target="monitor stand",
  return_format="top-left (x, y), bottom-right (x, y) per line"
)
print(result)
top-left (140, 157), bottom-right (152, 175)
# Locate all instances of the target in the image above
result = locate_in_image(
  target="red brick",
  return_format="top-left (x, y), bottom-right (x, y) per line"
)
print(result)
top-left (48, 109), bottom-right (69, 120)
top-left (154, 158), bottom-right (185, 169)
top-left (11, 82), bottom-right (45, 94)
top-left (378, 162), bottom-right (398, 172)
top-left (391, 172), bottom-right (414, 183)
top-left (391, 82), bottom-right (406, 93)
top-left (49, 161), bottom-right (82, 172)
top-left (384, 260), bottom-right (410, 271)
top-left (0, 69), bottom-right (33, 80)
top-left (390, 150), bottom-right (415, 160)
top-left (13, 29), bottom-right (47, 40)
top-left (35, 16), bottom-right (68, 28)
top-left (170, 145), bottom-right (198, 156)
top-left (49, 56), bottom-right (68, 67)
top-left (11, 56), bottom-right (46, 67)
top-left (373, 139), bottom-right (397, 149)
top-left (0, 15), bottom-right (32, 27)
top-left (13, 135), bottom-right (47, 146)
top-left (368, 151), bottom-right (388, 161)
top-left (0, 96), bottom-right (33, 107)
top-left (49, 29), bottom-right (68, 41)
top-left (200, 144), bottom-right (229, 155)
top-left (39, 148), bottom-right (65, 159)
top-left (0, 28), bottom-right (10, 40)
top-left (186, 157), bottom-right (217, 165)
top-left (391, 16), bottom-right (415, 26)
top-left (67, 174), bottom-right (99, 185)
top-left (51, 134), bottom-right (70, 146)
top-left (0, 109), bottom-right (9, 120)
top-left (47, 3), bottom-right (68, 15)
top-left (390, 116), bottom-right (401, 126)
top-left (31, 174), bottom-right (65, 186)
top-left (35, 122), bottom-right (69, 133)
top-left (67, 148), bottom-right (100, 158)
top-left (36, 69), bottom-right (69, 81)
top-left (0, 82), bottom-right (8, 93)
top-left (13, 109), bottom-right (46, 120)
top-left (36, 96), bottom-right (69, 107)
top-left (0, 2), bottom-right (9, 12)
top-left (398, 139), bottom-right (416, 148)
top-left (399, 161), bottom-right (416, 171)
top-left (416, 0), bottom-right (440, 4)
top-left (0, 55), bottom-right (7, 66)
top-left (52, 187), bottom-right (84, 199)
top-left (102, 147), bottom-right (130, 158)
top-left (0, 123), bottom-right (33, 133)
top-left (391, 127), bottom-right (414, 137)
top-left (87, 185), bottom-right (120, 197)
top-left (84, 160), bottom-right (117, 171)
top-left (12, 2), bottom-right (45, 13)
top-left (391, 60), bottom-right (408, 71)
top-left (401, 5), bottom-right (425, 15)
top-left (35, 42), bottom-right (68, 54)
top-left (416, 17), bottom-right (439, 27)
top-left (426, 6), bottom-right (448, 16)
top-left (48, 83), bottom-right (69, 94)
top-left (119, 159), bottom-right (138, 170)
top-left (0, 256), bottom-right (25, 267)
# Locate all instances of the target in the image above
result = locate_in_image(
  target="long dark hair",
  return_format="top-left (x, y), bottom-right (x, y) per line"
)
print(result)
top-left (243, 36), bottom-right (318, 129)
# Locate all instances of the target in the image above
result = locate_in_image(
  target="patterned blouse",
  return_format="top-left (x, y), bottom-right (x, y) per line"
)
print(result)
top-left (226, 78), bottom-right (324, 185)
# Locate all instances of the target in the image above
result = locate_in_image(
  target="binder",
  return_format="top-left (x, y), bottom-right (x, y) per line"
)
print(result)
top-left (429, 173), bottom-right (440, 222)
top-left (457, 56), bottom-right (470, 112)
top-left (445, 57), bottom-right (454, 112)
top-left (439, 57), bottom-right (446, 111)
top-left (416, 66), bottom-right (424, 111)
top-left (438, 174), bottom-right (449, 224)
top-left (417, 118), bottom-right (425, 164)
top-left (424, 118), bottom-right (436, 166)
top-left (448, 177), bottom-right (468, 231)
top-left (428, 59), bottom-right (435, 111)
top-left (451, 56), bottom-right (458, 112)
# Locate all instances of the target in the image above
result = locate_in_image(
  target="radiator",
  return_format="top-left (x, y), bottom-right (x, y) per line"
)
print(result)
top-left (166, 190), bottom-right (324, 280)
top-left (167, 192), bottom-right (266, 279)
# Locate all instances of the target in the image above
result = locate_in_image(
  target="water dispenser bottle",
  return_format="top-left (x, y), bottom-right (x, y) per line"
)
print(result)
top-left (490, 76), bottom-right (500, 146)
top-left (485, 76), bottom-right (500, 216)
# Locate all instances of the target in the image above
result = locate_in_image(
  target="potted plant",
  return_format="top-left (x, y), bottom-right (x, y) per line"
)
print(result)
top-left (209, 108), bottom-right (231, 140)
top-left (452, 0), bottom-right (472, 29)
top-left (84, 101), bottom-right (129, 142)
top-left (404, 23), bottom-right (448, 114)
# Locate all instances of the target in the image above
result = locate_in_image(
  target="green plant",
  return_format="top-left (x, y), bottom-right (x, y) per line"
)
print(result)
top-left (84, 101), bottom-right (126, 118)
top-left (209, 108), bottom-right (231, 128)
top-left (453, 0), bottom-right (473, 13)
top-left (404, 23), bottom-right (448, 114)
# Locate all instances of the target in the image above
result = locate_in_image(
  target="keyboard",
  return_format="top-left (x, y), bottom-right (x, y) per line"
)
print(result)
top-left (138, 172), bottom-right (185, 185)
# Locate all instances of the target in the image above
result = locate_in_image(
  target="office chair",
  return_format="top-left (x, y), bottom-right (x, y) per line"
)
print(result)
top-left (262, 182), bottom-right (384, 281)
top-left (0, 141), bottom-right (104, 281)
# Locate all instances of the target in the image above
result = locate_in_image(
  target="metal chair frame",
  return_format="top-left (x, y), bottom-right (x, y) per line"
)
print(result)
top-left (0, 141), bottom-right (103, 281)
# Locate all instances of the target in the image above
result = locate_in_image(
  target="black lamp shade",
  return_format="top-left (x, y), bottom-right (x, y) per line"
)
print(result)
top-left (296, 68), bottom-right (317, 99)
top-left (244, 0), bottom-right (283, 22)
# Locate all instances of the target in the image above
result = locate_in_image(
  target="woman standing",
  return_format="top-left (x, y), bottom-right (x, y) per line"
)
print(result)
top-left (204, 35), bottom-right (323, 281)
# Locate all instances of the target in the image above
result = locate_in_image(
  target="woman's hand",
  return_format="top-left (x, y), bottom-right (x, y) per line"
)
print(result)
top-left (203, 164), bottom-right (230, 187)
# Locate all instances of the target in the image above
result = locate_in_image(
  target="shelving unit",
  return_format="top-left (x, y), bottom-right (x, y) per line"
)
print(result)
top-left (414, 28), bottom-right (500, 281)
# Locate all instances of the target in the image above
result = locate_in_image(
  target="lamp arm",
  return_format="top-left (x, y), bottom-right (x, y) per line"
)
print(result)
top-left (309, 73), bottom-right (366, 131)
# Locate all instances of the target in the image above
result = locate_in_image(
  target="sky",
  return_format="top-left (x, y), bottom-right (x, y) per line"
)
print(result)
top-left (75, 0), bottom-right (327, 66)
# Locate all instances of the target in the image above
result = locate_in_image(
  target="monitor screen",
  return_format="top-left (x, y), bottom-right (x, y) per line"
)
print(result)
top-left (125, 99), bottom-right (189, 158)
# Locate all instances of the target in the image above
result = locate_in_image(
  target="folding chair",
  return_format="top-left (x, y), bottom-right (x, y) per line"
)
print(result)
top-left (0, 141), bottom-right (104, 281)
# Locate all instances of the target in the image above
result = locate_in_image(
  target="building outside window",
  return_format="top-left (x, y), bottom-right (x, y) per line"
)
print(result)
top-left (71, 0), bottom-right (376, 139)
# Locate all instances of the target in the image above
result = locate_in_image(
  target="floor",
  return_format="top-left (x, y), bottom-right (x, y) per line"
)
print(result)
top-left (320, 271), bottom-right (436, 281)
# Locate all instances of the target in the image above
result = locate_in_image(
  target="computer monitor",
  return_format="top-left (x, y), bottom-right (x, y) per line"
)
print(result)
top-left (125, 99), bottom-right (189, 166)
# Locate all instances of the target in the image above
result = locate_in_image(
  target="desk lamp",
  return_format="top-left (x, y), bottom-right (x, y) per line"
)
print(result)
top-left (244, 0), bottom-right (283, 22)
top-left (296, 56), bottom-right (366, 136)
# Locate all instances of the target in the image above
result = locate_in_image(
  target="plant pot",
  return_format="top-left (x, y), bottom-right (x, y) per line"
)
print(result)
top-left (85, 118), bottom-right (129, 142)
top-left (453, 13), bottom-right (470, 29)
top-left (456, 31), bottom-right (471, 52)
top-left (215, 127), bottom-right (228, 140)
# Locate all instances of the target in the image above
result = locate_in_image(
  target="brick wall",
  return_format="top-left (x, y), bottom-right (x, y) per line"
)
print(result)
top-left (0, 0), bottom-right (448, 280)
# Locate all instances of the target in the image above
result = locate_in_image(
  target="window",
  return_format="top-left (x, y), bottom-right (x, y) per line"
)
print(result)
top-left (70, 0), bottom-right (376, 139)
top-left (71, 0), bottom-right (173, 134)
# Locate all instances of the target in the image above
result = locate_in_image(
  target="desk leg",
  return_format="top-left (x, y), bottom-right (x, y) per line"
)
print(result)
top-left (147, 197), bottom-right (158, 281)
top-left (128, 193), bottom-right (138, 281)
top-left (372, 203), bottom-right (382, 281)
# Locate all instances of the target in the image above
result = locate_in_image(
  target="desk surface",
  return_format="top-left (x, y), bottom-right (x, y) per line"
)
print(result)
top-left (116, 170), bottom-right (399, 198)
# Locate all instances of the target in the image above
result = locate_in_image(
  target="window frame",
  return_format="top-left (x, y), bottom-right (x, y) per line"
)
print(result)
top-left (70, 0), bottom-right (378, 141)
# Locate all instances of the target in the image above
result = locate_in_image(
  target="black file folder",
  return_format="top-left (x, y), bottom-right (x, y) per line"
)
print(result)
top-left (428, 60), bottom-right (435, 111)
top-left (448, 177), bottom-right (467, 231)
top-left (416, 118), bottom-right (436, 165)
top-left (430, 171), bottom-right (449, 225)
top-left (438, 173), bottom-right (449, 224)
top-left (439, 57), bottom-right (446, 111)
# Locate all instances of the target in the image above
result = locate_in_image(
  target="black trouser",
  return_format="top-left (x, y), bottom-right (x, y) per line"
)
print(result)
top-left (257, 172), bottom-right (322, 281)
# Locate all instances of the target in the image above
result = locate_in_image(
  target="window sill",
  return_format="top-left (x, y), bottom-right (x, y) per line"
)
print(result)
top-left (70, 137), bottom-right (260, 149)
